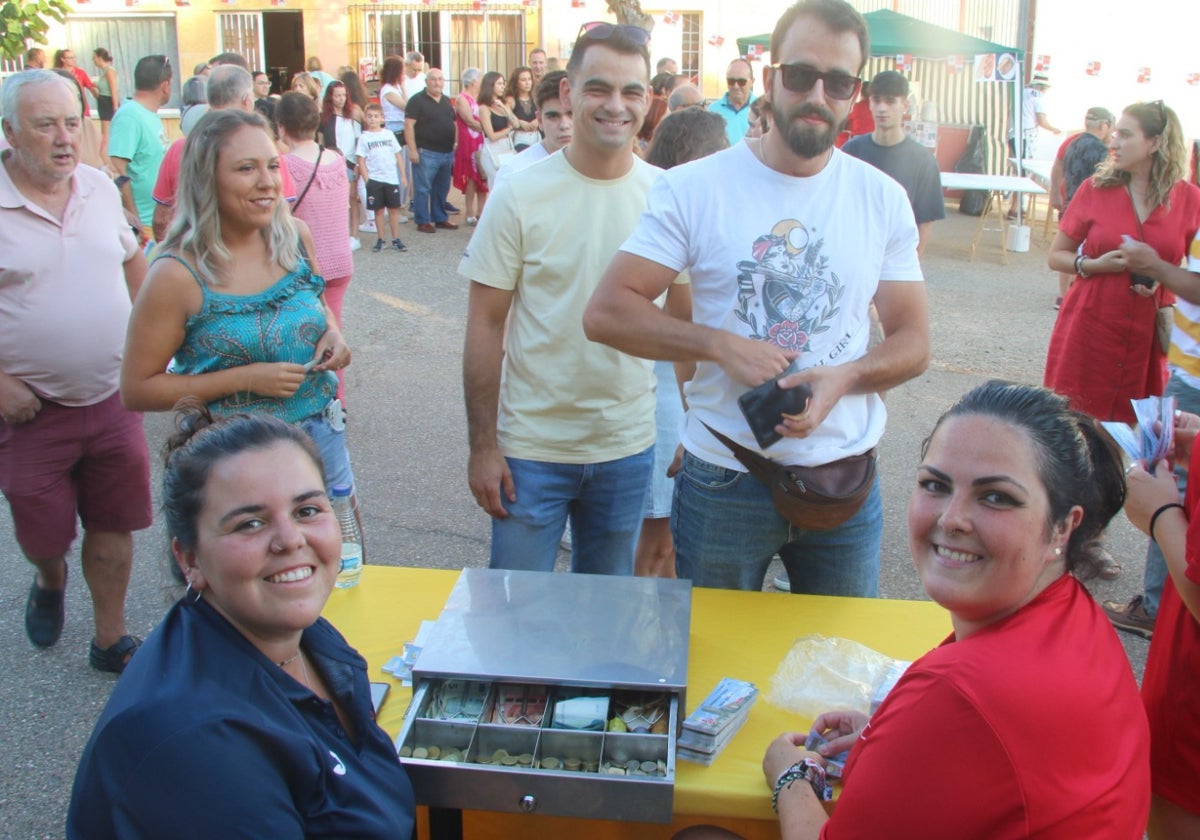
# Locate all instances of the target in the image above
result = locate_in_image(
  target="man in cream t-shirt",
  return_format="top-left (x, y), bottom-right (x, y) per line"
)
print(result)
top-left (460, 23), bottom-right (658, 575)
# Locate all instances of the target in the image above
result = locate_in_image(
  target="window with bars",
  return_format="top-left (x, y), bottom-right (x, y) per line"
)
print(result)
top-left (680, 12), bottom-right (700, 82)
top-left (350, 3), bottom-right (527, 88)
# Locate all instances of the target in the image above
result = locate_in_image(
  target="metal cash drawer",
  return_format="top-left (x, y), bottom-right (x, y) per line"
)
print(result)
top-left (395, 569), bottom-right (692, 823)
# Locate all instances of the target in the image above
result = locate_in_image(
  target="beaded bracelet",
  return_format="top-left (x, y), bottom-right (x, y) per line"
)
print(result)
top-left (1149, 502), bottom-right (1185, 543)
top-left (771, 757), bottom-right (829, 812)
top-left (1074, 253), bottom-right (1090, 278)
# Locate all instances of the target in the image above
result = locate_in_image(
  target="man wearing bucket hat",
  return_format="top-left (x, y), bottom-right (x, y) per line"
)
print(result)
top-left (1007, 72), bottom-right (1060, 218)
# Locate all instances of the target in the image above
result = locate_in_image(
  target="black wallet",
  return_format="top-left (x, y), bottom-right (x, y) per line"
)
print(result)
top-left (737, 376), bottom-right (812, 449)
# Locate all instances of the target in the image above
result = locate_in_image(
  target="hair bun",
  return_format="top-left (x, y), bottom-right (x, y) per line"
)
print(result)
top-left (164, 398), bottom-right (218, 460)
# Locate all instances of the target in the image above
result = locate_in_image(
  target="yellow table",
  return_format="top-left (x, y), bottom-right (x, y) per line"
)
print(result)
top-left (324, 566), bottom-right (950, 839)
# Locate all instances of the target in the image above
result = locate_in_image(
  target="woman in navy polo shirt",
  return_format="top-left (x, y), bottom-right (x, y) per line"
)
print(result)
top-left (67, 407), bottom-right (414, 839)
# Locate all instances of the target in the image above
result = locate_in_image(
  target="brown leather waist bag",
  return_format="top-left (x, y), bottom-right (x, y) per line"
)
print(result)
top-left (704, 424), bottom-right (876, 530)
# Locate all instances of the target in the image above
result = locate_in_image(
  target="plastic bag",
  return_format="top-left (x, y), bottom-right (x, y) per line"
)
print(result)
top-left (766, 634), bottom-right (910, 720)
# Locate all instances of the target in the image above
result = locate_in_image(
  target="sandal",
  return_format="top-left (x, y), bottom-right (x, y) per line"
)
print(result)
top-left (25, 564), bottom-right (67, 648)
top-left (89, 634), bottom-right (142, 674)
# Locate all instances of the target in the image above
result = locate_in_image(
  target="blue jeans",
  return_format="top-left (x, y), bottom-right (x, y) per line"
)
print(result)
top-left (298, 402), bottom-right (355, 493)
top-left (1140, 372), bottom-right (1200, 616)
top-left (489, 446), bottom-right (654, 575)
top-left (413, 148), bottom-right (452, 226)
top-left (672, 450), bottom-right (882, 594)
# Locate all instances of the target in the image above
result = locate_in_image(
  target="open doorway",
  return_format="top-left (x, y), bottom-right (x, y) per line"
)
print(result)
top-left (263, 10), bottom-right (305, 95)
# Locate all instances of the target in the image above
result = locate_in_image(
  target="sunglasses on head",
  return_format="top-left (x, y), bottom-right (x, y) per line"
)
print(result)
top-left (577, 21), bottom-right (652, 47)
top-left (769, 62), bottom-right (861, 101)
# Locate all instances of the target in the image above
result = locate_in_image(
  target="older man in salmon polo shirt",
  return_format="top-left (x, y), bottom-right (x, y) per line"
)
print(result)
top-left (0, 70), bottom-right (153, 674)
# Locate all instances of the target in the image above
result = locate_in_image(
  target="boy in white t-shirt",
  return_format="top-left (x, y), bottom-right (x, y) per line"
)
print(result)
top-left (356, 103), bottom-right (408, 252)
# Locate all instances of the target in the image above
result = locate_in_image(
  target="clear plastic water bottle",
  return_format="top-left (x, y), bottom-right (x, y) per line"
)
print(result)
top-left (331, 484), bottom-right (363, 589)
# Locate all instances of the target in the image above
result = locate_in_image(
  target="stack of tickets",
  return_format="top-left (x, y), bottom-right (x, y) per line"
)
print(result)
top-left (676, 678), bottom-right (758, 765)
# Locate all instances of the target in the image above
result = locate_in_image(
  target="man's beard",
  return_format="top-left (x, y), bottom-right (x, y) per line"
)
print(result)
top-left (776, 98), bottom-right (845, 159)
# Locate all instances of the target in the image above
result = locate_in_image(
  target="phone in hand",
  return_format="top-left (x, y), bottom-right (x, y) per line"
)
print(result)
top-left (738, 375), bottom-right (812, 449)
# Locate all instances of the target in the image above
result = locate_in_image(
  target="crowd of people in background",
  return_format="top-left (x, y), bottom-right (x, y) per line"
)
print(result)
top-left (5, 0), bottom-right (1200, 835)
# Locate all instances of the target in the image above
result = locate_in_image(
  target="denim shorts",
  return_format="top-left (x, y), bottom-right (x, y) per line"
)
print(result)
top-left (299, 402), bottom-right (355, 493)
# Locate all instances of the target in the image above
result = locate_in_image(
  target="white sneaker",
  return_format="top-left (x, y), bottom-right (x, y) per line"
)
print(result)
top-left (349, 237), bottom-right (362, 252)
top-left (398, 213), bottom-right (410, 224)
top-left (466, 216), bottom-right (478, 226)
top-left (359, 220), bottom-right (377, 233)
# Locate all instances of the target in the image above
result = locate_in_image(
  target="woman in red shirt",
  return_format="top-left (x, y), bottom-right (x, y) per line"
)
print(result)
top-left (1126, 406), bottom-right (1200, 838)
top-left (729, 383), bottom-right (1150, 840)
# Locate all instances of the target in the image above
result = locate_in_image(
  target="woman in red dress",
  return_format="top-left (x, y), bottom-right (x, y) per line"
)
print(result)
top-left (1044, 100), bottom-right (1200, 423)
top-left (452, 68), bottom-right (487, 225)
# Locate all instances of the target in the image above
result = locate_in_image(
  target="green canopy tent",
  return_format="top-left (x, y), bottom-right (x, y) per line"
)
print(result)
top-left (736, 9), bottom-right (1022, 60)
top-left (737, 9), bottom-right (1027, 176)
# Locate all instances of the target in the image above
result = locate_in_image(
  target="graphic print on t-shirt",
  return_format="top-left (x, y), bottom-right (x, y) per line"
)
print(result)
top-left (734, 219), bottom-right (843, 355)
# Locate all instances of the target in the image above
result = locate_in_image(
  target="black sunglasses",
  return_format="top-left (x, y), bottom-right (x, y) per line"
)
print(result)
top-left (577, 21), bottom-right (651, 47)
top-left (727, 77), bottom-right (750, 87)
top-left (769, 63), bottom-right (861, 101)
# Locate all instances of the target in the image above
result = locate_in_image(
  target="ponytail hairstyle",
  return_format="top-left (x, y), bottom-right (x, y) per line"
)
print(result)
top-left (923, 381), bottom-right (1126, 580)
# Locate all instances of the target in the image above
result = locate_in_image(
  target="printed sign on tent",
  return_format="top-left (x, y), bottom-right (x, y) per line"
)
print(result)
top-left (746, 44), bottom-right (763, 59)
top-left (1034, 55), bottom-right (1051, 72)
top-left (973, 54), bottom-right (996, 81)
top-left (894, 54), bottom-right (912, 72)
top-left (947, 55), bottom-right (964, 74)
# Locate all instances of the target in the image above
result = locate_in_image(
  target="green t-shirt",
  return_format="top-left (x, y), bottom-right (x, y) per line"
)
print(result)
top-left (107, 99), bottom-right (167, 227)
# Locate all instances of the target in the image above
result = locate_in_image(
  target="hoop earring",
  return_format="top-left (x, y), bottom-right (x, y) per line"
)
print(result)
top-left (184, 576), bottom-right (203, 604)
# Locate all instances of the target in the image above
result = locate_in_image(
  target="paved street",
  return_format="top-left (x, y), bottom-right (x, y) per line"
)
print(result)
top-left (0, 204), bottom-right (1152, 838)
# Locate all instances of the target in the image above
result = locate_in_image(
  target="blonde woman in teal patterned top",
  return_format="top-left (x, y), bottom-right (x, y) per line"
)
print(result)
top-left (121, 109), bottom-right (356, 502)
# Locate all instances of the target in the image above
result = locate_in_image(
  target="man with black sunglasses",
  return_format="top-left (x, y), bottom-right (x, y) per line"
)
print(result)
top-left (709, 58), bottom-right (756, 144)
top-left (586, 0), bottom-right (929, 596)
top-left (461, 22), bottom-right (659, 576)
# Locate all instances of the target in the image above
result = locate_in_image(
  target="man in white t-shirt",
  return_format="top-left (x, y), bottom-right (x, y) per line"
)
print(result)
top-left (492, 70), bottom-right (571, 190)
top-left (461, 23), bottom-right (657, 575)
top-left (585, 0), bottom-right (930, 594)
top-left (404, 52), bottom-right (426, 97)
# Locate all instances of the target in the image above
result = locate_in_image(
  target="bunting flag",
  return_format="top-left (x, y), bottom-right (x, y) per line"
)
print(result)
top-left (523, 0), bottom-right (537, 7)
top-left (894, 53), bottom-right (912, 72)
top-left (745, 44), bottom-right (763, 59)
top-left (663, 11), bottom-right (680, 24)
top-left (1034, 54), bottom-right (1051, 72)
top-left (1138, 67), bottom-right (1152, 83)
top-left (707, 34), bottom-right (725, 47)
top-left (174, 0), bottom-right (190, 5)
top-left (124, 0), bottom-right (139, 6)
top-left (1086, 60), bottom-right (1101, 77)
top-left (571, 0), bottom-right (585, 7)
top-left (1188, 72), bottom-right (1200, 86)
